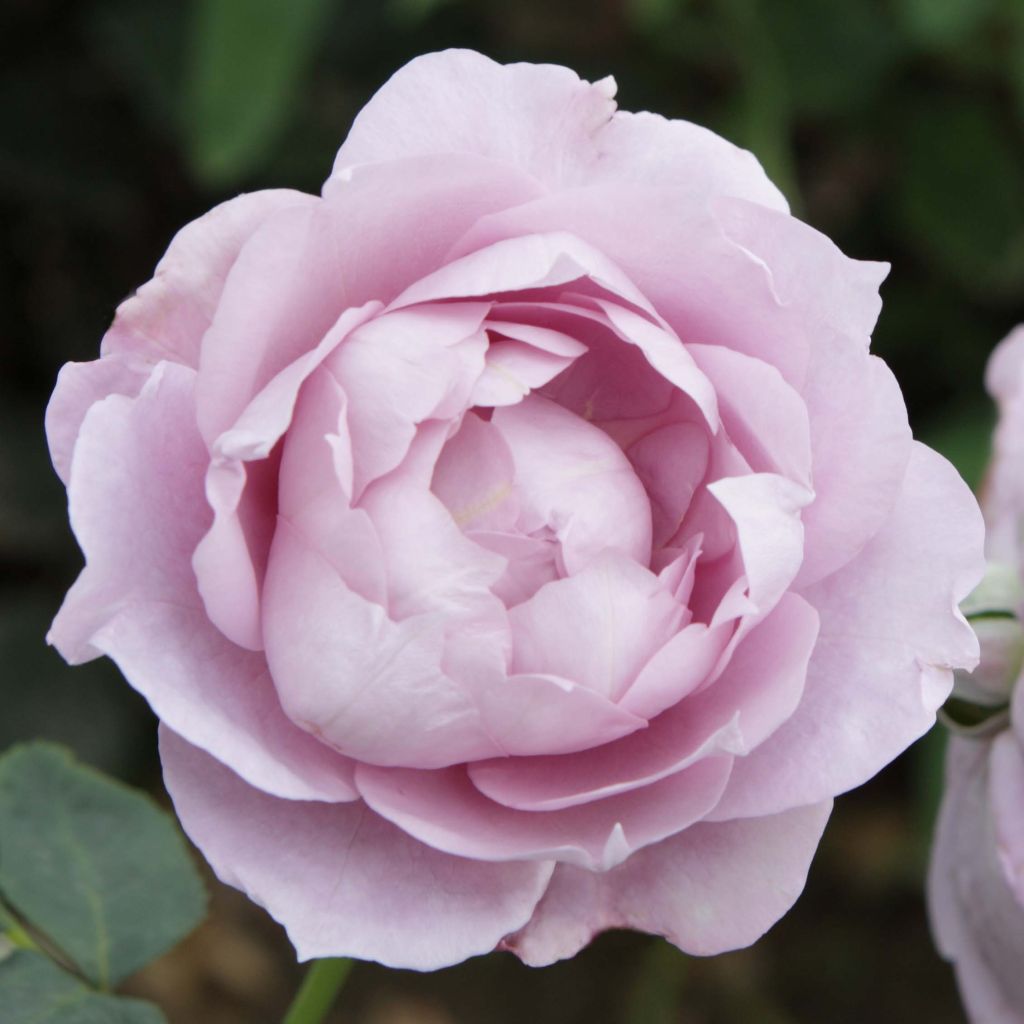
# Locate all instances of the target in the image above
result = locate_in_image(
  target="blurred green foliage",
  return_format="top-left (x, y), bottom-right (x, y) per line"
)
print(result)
top-left (2, 0), bottom-right (1024, 1021)
top-left (184, 0), bottom-right (331, 186)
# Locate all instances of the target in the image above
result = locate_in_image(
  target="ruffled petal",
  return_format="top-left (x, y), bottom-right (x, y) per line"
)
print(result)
top-left (712, 443), bottom-right (984, 820)
top-left (330, 50), bottom-right (785, 213)
top-left (928, 738), bottom-right (1024, 1023)
top-left (507, 554), bottom-right (683, 701)
top-left (504, 800), bottom-right (832, 965)
top-left (492, 395), bottom-right (653, 574)
top-left (199, 156), bottom-right (541, 445)
top-left (45, 355), bottom-right (153, 485)
top-left (329, 49), bottom-right (616, 189)
top-left (49, 362), bottom-right (352, 801)
top-left (161, 729), bottom-right (553, 970)
top-left (327, 302), bottom-right (490, 497)
top-left (469, 593), bottom-right (817, 812)
top-left (356, 756), bottom-right (731, 871)
top-left (102, 190), bottom-right (316, 369)
top-left (689, 344), bottom-right (811, 488)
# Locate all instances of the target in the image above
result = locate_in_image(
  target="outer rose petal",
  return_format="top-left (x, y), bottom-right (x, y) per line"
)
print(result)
top-left (929, 738), bottom-right (1024, 1023)
top-left (329, 50), bottom-right (785, 211)
top-left (48, 362), bottom-right (354, 801)
top-left (103, 189), bottom-right (315, 369)
top-left (711, 443), bottom-right (984, 820)
top-left (795, 345), bottom-right (912, 587)
top-left (504, 800), bottom-right (832, 966)
top-left (330, 49), bottom-right (617, 189)
top-left (160, 729), bottom-right (554, 970)
top-left (45, 354), bottom-right (152, 485)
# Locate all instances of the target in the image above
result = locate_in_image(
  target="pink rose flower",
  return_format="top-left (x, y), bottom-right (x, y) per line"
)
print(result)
top-left (48, 50), bottom-right (983, 970)
top-left (929, 326), bottom-right (1024, 1022)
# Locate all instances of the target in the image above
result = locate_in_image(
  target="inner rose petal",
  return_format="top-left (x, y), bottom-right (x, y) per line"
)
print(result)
top-left (491, 394), bottom-right (653, 574)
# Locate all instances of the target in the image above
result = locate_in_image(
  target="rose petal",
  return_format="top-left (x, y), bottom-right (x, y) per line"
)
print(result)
top-left (103, 189), bottom-right (316, 369)
top-left (329, 49), bottom-right (616, 189)
top-left (279, 366), bottom-right (388, 605)
top-left (45, 355), bottom-right (153, 485)
top-left (391, 231), bottom-right (657, 320)
top-left (928, 738), bottom-right (1024, 1023)
top-left (688, 344), bottom-right (811, 488)
top-left (161, 728), bottom-right (553, 970)
top-left (193, 302), bottom-right (381, 650)
top-left (431, 413), bottom-right (520, 534)
top-left (627, 423), bottom-right (709, 549)
top-left (504, 799), bottom-right (832, 965)
top-left (585, 109), bottom-right (787, 210)
top-left (990, 731), bottom-right (1024, 901)
top-left (985, 326), bottom-right (1024, 566)
top-left (199, 155), bottom-right (541, 444)
top-left (471, 338), bottom-right (580, 407)
top-left (49, 362), bottom-right (352, 801)
top-left (508, 553), bottom-right (683, 701)
top-left (795, 346), bottom-right (912, 587)
top-left (329, 302), bottom-right (490, 496)
top-left (359, 431), bottom-right (507, 622)
top-left (470, 592), bottom-right (817, 812)
top-left (262, 517), bottom-right (502, 768)
top-left (492, 395), bottom-right (653, 574)
top-left (329, 50), bottom-right (785, 212)
top-left (706, 472), bottom-right (813, 623)
top-left (477, 672), bottom-right (648, 757)
top-left (356, 757), bottom-right (732, 871)
top-left (711, 443), bottom-right (984, 820)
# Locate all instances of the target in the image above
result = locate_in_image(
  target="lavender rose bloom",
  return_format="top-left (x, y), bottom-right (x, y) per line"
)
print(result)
top-left (48, 51), bottom-right (983, 969)
top-left (929, 326), bottom-right (1024, 1022)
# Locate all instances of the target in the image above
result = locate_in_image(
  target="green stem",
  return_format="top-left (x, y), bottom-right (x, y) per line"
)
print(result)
top-left (282, 958), bottom-right (352, 1024)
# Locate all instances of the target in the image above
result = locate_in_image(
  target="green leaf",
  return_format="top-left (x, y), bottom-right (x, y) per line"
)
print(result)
top-left (715, 0), bottom-right (801, 209)
top-left (0, 950), bottom-right (166, 1024)
top-left (0, 743), bottom-right (206, 988)
top-left (183, 0), bottom-right (331, 187)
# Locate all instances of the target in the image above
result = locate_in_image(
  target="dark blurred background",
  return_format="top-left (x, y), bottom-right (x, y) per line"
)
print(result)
top-left (3, 0), bottom-right (1024, 1020)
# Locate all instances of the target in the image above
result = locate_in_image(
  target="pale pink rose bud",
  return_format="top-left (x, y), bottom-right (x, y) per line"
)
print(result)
top-left (930, 327), bottom-right (1024, 1022)
top-left (48, 50), bottom-right (984, 969)
top-left (951, 563), bottom-right (1024, 713)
